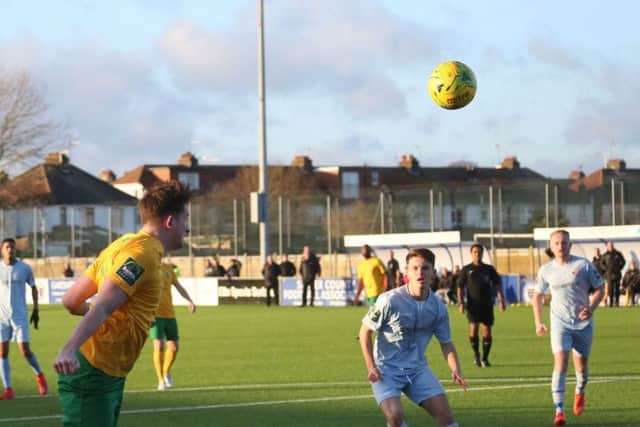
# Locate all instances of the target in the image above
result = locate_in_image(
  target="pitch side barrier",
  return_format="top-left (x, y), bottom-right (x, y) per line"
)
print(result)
top-left (29, 278), bottom-right (221, 306)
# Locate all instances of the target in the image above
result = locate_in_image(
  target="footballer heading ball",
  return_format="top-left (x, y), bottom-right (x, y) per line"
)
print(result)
top-left (428, 61), bottom-right (477, 110)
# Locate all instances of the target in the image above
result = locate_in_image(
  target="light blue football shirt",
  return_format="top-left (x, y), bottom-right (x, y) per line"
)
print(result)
top-left (362, 286), bottom-right (451, 374)
top-left (0, 260), bottom-right (36, 322)
top-left (534, 255), bottom-right (603, 330)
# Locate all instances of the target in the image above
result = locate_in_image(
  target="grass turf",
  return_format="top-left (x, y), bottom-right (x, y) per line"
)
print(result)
top-left (0, 304), bottom-right (638, 426)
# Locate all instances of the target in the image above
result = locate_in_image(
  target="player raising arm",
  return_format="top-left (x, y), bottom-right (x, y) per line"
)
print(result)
top-left (359, 248), bottom-right (466, 427)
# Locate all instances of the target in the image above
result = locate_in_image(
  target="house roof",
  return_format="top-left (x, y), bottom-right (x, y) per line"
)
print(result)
top-left (0, 162), bottom-right (137, 207)
top-left (568, 167), bottom-right (640, 192)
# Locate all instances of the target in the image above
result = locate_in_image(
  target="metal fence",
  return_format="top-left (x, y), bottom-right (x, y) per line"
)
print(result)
top-left (5, 180), bottom-right (638, 259)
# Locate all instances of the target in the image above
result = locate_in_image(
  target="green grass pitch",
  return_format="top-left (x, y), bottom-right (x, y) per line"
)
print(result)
top-left (0, 304), bottom-right (638, 426)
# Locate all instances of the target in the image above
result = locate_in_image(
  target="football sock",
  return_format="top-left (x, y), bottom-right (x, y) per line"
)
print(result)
top-left (26, 353), bottom-right (42, 375)
top-left (469, 336), bottom-right (480, 358)
top-left (163, 348), bottom-right (177, 376)
top-left (153, 350), bottom-right (164, 383)
top-left (386, 423), bottom-right (408, 427)
top-left (482, 336), bottom-right (492, 361)
top-left (551, 371), bottom-right (566, 412)
top-left (575, 367), bottom-right (588, 394)
top-left (0, 358), bottom-right (11, 388)
top-left (445, 424), bottom-right (459, 427)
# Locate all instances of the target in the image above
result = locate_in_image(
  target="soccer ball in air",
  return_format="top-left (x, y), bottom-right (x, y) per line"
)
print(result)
top-left (428, 61), bottom-right (477, 110)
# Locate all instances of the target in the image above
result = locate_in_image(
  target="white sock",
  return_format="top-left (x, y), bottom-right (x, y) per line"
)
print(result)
top-left (0, 358), bottom-right (10, 388)
top-left (551, 371), bottom-right (566, 412)
top-left (575, 367), bottom-right (588, 394)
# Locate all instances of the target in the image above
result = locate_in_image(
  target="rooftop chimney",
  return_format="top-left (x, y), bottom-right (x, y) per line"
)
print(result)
top-left (499, 156), bottom-right (520, 169)
top-left (45, 152), bottom-right (69, 165)
top-left (568, 170), bottom-right (585, 181)
top-left (178, 152), bottom-right (198, 168)
top-left (100, 169), bottom-right (116, 183)
top-left (291, 155), bottom-right (313, 173)
top-left (399, 154), bottom-right (420, 173)
top-left (606, 158), bottom-right (626, 171)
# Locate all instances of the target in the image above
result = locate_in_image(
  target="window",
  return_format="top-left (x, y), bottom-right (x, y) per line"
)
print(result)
top-left (85, 207), bottom-right (95, 227)
top-left (342, 171), bottom-right (359, 199)
top-left (111, 207), bottom-right (124, 229)
top-left (371, 171), bottom-right (380, 187)
top-left (178, 172), bottom-right (200, 191)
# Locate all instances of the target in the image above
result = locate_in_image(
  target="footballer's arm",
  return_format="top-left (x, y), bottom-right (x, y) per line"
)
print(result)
top-left (358, 324), bottom-right (380, 382)
top-left (173, 280), bottom-right (196, 313)
top-left (54, 280), bottom-right (128, 375)
top-left (62, 275), bottom-right (98, 316)
top-left (440, 341), bottom-right (467, 390)
top-left (532, 292), bottom-right (548, 336)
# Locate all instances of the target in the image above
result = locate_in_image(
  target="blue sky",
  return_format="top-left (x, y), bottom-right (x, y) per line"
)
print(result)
top-left (1, 0), bottom-right (639, 178)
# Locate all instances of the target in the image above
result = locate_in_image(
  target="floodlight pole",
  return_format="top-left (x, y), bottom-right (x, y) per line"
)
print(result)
top-left (258, 0), bottom-right (269, 262)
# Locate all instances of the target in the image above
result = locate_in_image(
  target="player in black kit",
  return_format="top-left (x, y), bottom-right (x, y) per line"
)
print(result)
top-left (457, 244), bottom-right (506, 367)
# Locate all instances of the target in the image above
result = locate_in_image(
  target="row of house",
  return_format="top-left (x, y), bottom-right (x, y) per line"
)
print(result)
top-left (0, 151), bottom-right (637, 256)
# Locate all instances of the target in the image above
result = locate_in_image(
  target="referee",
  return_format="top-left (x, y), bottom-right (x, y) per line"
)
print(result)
top-left (457, 244), bottom-right (506, 367)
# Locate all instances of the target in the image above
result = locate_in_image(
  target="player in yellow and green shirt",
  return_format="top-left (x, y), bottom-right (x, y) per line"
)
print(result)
top-left (152, 262), bottom-right (195, 390)
top-left (53, 181), bottom-right (191, 427)
top-left (355, 244), bottom-right (388, 305)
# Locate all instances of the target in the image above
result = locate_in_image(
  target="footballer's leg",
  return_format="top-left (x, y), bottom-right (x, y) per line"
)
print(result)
top-left (571, 325), bottom-right (593, 416)
top-left (480, 322), bottom-right (493, 367)
top-left (468, 322), bottom-right (481, 367)
top-left (379, 397), bottom-right (406, 427)
top-left (150, 320), bottom-right (166, 390)
top-left (163, 319), bottom-right (179, 388)
top-left (0, 340), bottom-right (13, 399)
top-left (551, 351), bottom-right (569, 425)
top-left (17, 341), bottom-right (47, 395)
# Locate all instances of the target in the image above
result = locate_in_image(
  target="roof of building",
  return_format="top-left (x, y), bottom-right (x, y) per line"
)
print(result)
top-left (0, 155), bottom-right (137, 207)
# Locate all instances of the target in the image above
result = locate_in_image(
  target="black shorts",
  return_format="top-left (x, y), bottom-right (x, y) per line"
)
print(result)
top-left (466, 305), bottom-right (494, 326)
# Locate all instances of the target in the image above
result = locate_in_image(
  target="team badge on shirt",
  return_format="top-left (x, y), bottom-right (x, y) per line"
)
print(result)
top-left (367, 306), bottom-right (382, 322)
top-left (116, 257), bottom-right (145, 286)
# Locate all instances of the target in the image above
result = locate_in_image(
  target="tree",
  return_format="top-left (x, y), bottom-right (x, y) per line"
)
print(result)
top-left (0, 70), bottom-right (64, 173)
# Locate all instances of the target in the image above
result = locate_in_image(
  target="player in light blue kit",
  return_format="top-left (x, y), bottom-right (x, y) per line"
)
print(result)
top-left (0, 238), bottom-right (48, 399)
top-left (533, 229), bottom-right (604, 426)
top-left (359, 248), bottom-right (467, 427)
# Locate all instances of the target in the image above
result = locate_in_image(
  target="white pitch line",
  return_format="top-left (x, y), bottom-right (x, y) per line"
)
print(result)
top-left (10, 374), bottom-right (640, 400)
top-left (1, 376), bottom-right (639, 424)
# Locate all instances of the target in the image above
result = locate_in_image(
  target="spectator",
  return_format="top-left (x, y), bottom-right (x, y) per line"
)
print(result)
top-left (279, 254), bottom-right (296, 277)
top-left (386, 250), bottom-right (401, 289)
top-left (354, 245), bottom-right (387, 305)
top-left (591, 248), bottom-right (605, 277)
top-left (621, 260), bottom-right (640, 306)
top-left (227, 259), bottom-right (242, 278)
top-left (63, 261), bottom-right (74, 278)
top-left (449, 265), bottom-right (461, 304)
top-left (262, 255), bottom-right (281, 307)
top-left (205, 258), bottom-right (226, 277)
top-left (299, 246), bottom-right (321, 307)
top-left (601, 241), bottom-right (625, 307)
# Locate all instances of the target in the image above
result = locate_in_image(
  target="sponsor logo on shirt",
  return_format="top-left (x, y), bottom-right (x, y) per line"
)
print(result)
top-left (116, 257), bottom-right (145, 286)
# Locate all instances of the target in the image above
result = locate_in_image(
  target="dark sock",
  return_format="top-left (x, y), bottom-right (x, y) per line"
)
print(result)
top-left (482, 336), bottom-right (492, 361)
top-left (469, 336), bottom-right (480, 358)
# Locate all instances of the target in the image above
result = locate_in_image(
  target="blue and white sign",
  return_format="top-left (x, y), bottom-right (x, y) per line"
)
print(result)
top-left (48, 278), bottom-right (75, 304)
top-left (280, 277), bottom-right (355, 307)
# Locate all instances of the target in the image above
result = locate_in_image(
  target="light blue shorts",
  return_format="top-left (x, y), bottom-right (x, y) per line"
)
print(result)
top-left (371, 366), bottom-right (445, 406)
top-left (0, 318), bottom-right (30, 343)
top-left (550, 322), bottom-right (593, 356)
